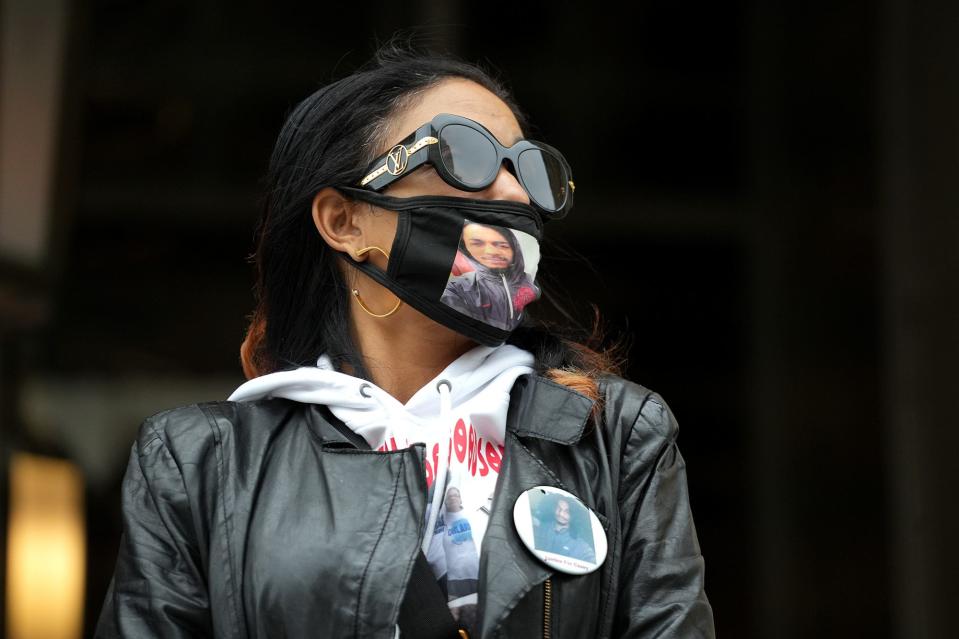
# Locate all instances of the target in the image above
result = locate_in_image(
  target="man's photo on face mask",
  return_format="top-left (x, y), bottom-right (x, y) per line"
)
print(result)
top-left (439, 220), bottom-right (540, 331)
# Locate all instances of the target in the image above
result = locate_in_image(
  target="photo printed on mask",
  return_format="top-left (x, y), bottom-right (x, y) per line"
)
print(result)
top-left (439, 220), bottom-right (541, 331)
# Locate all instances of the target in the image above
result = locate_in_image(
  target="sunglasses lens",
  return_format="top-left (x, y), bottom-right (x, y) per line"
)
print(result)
top-left (518, 149), bottom-right (569, 212)
top-left (439, 124), bottom-right (499, 187)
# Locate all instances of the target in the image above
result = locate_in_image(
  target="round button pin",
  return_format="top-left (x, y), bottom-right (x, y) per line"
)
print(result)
top-left (512, 485), bottom-right (607, 575)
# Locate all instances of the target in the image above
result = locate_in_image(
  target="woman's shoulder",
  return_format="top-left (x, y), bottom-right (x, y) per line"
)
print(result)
top-left (597, 374), bottom-right (680, 445)
top-left (133, 398), bottom-right (307, 461)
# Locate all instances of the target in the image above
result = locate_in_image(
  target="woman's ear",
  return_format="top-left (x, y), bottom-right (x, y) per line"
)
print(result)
top-left (311, 187), bottom-right (365, 259)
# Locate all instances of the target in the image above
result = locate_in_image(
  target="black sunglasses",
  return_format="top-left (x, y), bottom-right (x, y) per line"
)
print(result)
top-left (358, 113), bottom-right (574, 218)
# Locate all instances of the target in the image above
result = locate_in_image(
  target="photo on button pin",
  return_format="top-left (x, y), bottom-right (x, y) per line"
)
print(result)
top-left (528, 488), bottom-right (596, 564)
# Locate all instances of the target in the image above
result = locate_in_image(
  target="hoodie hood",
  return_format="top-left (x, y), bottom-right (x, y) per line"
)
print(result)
top-left (228, 343), bottom-right (534, 452)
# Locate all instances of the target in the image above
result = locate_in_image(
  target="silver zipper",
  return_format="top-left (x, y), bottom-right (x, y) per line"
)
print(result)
top-left (501, 274), bottom-right (514, 321)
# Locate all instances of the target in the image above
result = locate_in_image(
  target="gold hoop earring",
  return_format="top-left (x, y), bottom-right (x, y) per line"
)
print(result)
top-left (354, 245), bottom-right (391, 261)
top-left (352, 245), bottom-right (402, 318)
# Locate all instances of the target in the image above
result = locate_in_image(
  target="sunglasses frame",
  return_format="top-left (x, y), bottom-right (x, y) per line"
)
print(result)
top-left (358, 113), bottom-right (574, 218)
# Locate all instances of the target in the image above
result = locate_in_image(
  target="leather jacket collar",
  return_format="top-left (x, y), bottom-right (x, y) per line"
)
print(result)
top-left (307, 373), bottom-right (595, 449)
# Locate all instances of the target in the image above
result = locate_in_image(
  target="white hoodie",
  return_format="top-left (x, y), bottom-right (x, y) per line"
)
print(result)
top-left (228, 343), bottom-right (535, 616)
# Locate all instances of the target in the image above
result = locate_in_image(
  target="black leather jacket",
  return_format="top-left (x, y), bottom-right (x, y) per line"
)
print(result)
top-left (96, 374), bottom-right (715, 638)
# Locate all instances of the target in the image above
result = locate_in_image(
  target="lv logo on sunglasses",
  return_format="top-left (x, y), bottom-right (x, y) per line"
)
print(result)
top-left (386, 144), bottom-right (410, 176)
top-left (359, 137), bottom-right (438, 186)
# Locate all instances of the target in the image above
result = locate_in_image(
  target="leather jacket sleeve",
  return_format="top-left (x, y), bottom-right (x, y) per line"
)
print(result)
top-left (612, 391), bottom-right (715, 638)
top-left (95, 416), bottom-right (213, 638)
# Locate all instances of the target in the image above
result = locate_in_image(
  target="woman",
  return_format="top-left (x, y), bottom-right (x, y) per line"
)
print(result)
top-left (441, 222), bottom-right (539, 331)
top-left (96, 45), bottom-right (715, 639)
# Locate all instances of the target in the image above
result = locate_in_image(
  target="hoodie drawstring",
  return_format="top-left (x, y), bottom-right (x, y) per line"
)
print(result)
top-left (421, 379), bottom-right (453, 554)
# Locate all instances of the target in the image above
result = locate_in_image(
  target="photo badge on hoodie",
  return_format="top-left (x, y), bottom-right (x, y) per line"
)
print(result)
top-left (512, 486), bottom-right (607, 575)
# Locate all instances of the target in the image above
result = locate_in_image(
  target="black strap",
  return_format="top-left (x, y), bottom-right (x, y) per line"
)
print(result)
top-left (398, 551), bottom-right (462, 639)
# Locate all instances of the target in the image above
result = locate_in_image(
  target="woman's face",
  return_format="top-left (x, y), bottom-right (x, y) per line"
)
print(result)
top-left (333, 79), bottom-right (530, 343)
top-left (463, 224), bottom-right (514, 270)
top-left (341, 78), bottom-right (529, 275)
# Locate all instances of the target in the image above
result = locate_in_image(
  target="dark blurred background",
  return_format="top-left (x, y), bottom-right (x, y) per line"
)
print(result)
top-left (1, 0), bottom-right (957, 637)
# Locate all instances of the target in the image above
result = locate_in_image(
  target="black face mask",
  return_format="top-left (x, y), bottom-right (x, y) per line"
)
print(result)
top-left (336, 186), bottom-right (545, 346)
